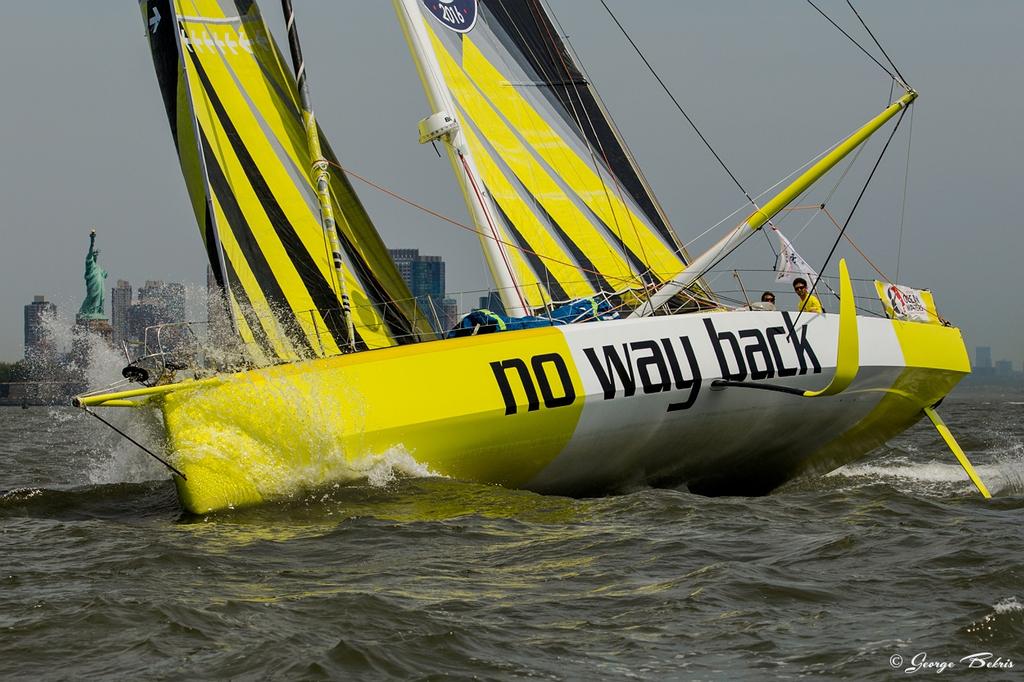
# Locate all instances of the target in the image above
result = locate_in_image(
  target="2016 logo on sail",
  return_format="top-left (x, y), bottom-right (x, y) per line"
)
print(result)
top-left (422, 0), bottom-right (478, 33)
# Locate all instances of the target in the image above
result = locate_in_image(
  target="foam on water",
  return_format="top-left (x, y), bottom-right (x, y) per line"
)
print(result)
top-left (84, 407), bottom-right (170, 486)
top-left (835, 461), bottom-right (990, 483)
top-left (831, 460), bottom-right (1023, 496)
top-left (160, 362), bottom-right (447, 506)
top-left (963, 595), bottom-right (1024, 644)
top-left (37, 310), bottom-right (127, 389)
top-left (993, 597), bottom-right (1024, 615)
top-left (27, 304), bottom-right (441, 494)
top-left (349, 446), bottom-right (441, 487)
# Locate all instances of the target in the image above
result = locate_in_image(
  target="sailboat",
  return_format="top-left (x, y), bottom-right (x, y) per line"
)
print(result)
top-left (75, 0), bottom-right (978, 514)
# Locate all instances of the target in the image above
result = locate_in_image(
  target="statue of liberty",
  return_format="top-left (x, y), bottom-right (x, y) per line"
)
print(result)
top-left (78, 230), bottom-right (108, 320)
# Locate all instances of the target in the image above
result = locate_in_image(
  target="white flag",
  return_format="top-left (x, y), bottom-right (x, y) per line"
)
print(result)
top-left (774, 230), bottom-right (818, 284)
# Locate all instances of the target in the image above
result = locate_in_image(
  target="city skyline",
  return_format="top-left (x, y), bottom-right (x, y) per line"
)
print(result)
top-left (19, 276), bottom-right (190, 360)
top-left (18, 246), bottom-right (464, 361)
top-left (18, 278), bottom-right (1024, 375)
top-left (1, 3), bottom-right (1022, 363)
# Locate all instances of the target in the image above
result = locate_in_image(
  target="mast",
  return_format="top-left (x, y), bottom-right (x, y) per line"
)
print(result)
top-left (280, 0), bottom-right (356, 350)
top-left (392, 0), bottom-right (528, 316)
top-left (631, 90), bottom-right (917, 317)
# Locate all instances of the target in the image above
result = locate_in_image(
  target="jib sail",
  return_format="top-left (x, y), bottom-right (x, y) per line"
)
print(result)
top-left (141, 0), bottom-right (435, 362)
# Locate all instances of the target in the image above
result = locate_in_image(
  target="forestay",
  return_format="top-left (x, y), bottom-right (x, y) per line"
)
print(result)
top-left (141, 0), bottom-right (434, 362)
top-left (399, 0), bottom-right (700, 310)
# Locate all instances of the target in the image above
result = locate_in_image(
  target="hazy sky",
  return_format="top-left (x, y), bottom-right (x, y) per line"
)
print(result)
top-left (1, 1), bottom-right (1021, 365)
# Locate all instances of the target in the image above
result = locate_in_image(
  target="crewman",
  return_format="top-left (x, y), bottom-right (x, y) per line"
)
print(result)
top-left (792, 277), bottom-right (823, 313)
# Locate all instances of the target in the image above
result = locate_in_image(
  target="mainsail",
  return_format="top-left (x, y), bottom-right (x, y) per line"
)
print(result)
top-left (141, 0), bottom-right (435, 362)
top-left (395, 0), bottom-right (699, 313)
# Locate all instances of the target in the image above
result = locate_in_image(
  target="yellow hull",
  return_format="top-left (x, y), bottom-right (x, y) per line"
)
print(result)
top-left (135, 311), bottom-right (970, 513)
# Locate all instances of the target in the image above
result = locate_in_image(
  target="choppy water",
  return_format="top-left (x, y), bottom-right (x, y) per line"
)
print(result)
top-left (1, 386), bottom-right (1022, 680)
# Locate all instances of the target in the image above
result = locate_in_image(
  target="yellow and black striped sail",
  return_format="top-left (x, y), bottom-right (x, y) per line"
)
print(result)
top-left (141, 0), bottom-right (434, 361)
top-left (408, 0), bottom-right (695, 308)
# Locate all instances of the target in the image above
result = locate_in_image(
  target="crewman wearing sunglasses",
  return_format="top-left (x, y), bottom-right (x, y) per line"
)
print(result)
top-left (792, 278), bottom-right (823, 314)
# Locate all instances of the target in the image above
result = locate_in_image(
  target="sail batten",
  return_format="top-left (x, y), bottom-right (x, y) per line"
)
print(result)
top-left (142, 0), bottom-right (434, 360)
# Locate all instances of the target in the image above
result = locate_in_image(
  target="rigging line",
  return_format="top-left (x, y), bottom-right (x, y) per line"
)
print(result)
top-left (598, 0), bottom-right (777, 267)
top-left (794, 106), bottom-right (907, 329)
top-left (790, 207), bottom-right (823, 241)
top-left (556, 21), bottom-right (687, 259)
top-left (682, 221), bottom-right (766, 297)
top-left (599, 0), bottom-right (760, 214)
top-left (774, 179), bottom-right (819, 239)
top-left (847, 0), bottom-right (910, 88)
top-left (679, 110), bottom-right (875, 257)
top-left (805, 0), bottom-right (902, 86)
top-left (761, 222), bottom-right (780, 258)
top-left (528, 0), bottom-right (647, 283)
top-left (896, 104), bottom-right (914, 283)
top-left (791, 141), bottom-right (869, 241)
top-left (458, 153), bottom-right (531, 313)
top-left (544, 2), bottom-right (688, 275)
top-left (324, 159), bottom-right (637, 287)
top-left (781, 138), bottom-right (870, 280)
top-left (680, 140), bottom-right (851, 252)
top-left (822, 207), bottom-right (890, 281)
top-left (703, 266), bottom-right (880, 283)
top-left (490, 0), bottom-right (637, 286)
top-left (821, 136), bottom-right (869, 208)
top-left (83, 408), bottom-right (186, 480)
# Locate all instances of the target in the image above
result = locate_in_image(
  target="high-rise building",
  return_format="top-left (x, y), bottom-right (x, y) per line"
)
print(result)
top-left (137, 280), bottom-right (187, 325)
top-left (974, 346), bottom-right (993, 375)
top-left (123, 280), bottom-right (189, 353)
top-left (389, 249), bottom-right (419, 287)
top-left (111, 280), bottom-right (133, 347)
top-left (127, 303), bottom-right (162, 352)
top-left (389, 249), bottom-right (448, 330)
top-left (23, 295), bottom-right (56, 359)
top-left (995, 360), bottom-right (1013, 377)
top-left (477, 292), bottom-right (506, 316)
top-left (442, 298), bottom-right (459, 330)
top-left (410, 256), bottom-right (444, 298)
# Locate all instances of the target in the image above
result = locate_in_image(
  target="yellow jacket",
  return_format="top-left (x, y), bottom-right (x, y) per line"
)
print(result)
top-left (799, 293), bottom-right (823, 314)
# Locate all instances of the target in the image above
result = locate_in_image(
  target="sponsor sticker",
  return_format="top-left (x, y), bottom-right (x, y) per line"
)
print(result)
top-left (876, 281), bottom-right (937, 322)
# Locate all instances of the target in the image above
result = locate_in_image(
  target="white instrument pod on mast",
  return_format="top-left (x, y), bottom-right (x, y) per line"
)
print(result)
top-left (418, 111), bottom-right (460, 145)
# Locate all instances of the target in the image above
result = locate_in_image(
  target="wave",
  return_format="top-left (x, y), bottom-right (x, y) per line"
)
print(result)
top-left (0, 481), bottom-right (179, 520)
top-left (994, 597), bottom-right (1024, 614)
top-left (962, 596), bottom-right (1024, 646)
